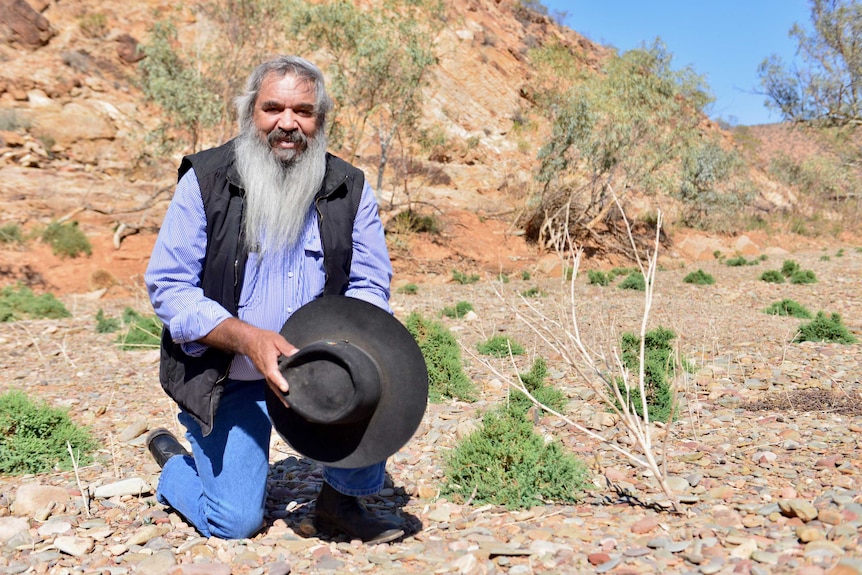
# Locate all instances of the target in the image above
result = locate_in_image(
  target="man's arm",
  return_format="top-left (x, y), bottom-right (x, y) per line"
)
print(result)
top-left (344, 181), bottom-right (393, 311)
top-left (199, 317), bottom-right (295, 392)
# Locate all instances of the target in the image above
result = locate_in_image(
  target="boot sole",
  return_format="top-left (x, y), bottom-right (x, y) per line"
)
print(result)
top-left (314, 515), bottom-right (405, 544)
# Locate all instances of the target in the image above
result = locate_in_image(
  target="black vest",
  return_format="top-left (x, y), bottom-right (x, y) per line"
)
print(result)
top-left (158, 140), bottom-right (365, 436)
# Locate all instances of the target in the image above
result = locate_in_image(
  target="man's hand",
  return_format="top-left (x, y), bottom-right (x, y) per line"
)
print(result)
top-left (199, 317), bottom-right (297, 393)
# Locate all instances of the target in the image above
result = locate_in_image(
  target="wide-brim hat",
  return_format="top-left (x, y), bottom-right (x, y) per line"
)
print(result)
top-left (265, 295), bottom-right (429, 468)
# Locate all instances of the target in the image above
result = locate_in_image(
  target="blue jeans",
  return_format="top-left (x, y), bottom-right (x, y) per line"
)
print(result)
top-left (155, 379), bottom-right (386, 539)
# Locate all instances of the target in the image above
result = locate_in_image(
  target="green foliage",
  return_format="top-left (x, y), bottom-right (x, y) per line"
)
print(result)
top-left (795, 311), bottom-right (857, 344)
top-left (496, 273), bottom-right (510, 284)
top-left (757, 0), bottom-right (862, 126)
top-left (521, 286), bottom-right (546, 298)
top-left (396, 283), bottom-right (419, 295)
top-left (477, 335), bottom-right (525, 357)
top-left (790, 269), bottom-right (818, 284)
top-left (0, 390), bottom-right (97, 475)
top-left (285, 0), bottom-right (441, 190)
top-left (521, 271), bottom-right (531, 281)
top-left (618, 271), bottom-right (646, 291)
top-left (441, 301), bottom-right (473, 319)
top-left (836, 248), bottom-right (845, 257)
top-left (525, 38), bottom-right (715, 246)
top-left (677, 140), bottom-right (753, 231)
top-left (0, 224), bottom-right (23, 244)
top-left (588, 270), bottom-right (610, 286)
top-left (769, 152), bottom-right (861, 204)
top-left (683, 269), bottom-right (715, 285)
top-left (114, 308), bottom-right (162, 350)
top-left (137, 21), bottom-right (222, 151)
top-left (764, 299), bottom-right (813, 319)
top-left (452, 270), bottom-right (480, 285)
top-left (95, 309), bottom-right (121, 333)
top-left (387, 210), bottom-right (439, 234)
top-left (0, 285), bottom-right (70, 322)
top-left (405, 312), bottom-right (476, 403)
top-left (760, 270), bottom-right (786, 283)
top-left (725, 255), bottom-right (759, 266)
top-left (781, 259), bottom-right (801, 276)
top-left (617, 326), bottom-right (679, 422)
top-left (442, 407), bottom-right (590, 509)
top-left (509, 357), bottom-right (566, 417)
top-left (41, 221), bottom-right (91, 258)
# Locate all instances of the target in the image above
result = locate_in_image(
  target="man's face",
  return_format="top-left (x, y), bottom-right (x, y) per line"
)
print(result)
top-left (253, 72), bottom-right (319, 164)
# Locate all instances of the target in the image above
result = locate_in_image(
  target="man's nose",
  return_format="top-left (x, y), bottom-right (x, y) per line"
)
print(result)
top-left (276, 110), bottom-right (299, 131)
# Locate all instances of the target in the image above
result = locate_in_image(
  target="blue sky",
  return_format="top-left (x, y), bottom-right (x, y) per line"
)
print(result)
top-left (541, 0), bottom-right (812, 126)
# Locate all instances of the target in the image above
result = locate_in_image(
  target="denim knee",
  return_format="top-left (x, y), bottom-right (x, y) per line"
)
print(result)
top-left (207, 506), bottom-right (264, 540)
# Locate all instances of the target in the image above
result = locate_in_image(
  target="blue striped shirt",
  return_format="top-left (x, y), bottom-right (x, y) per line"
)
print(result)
top-left (145, 168), bottom-right (393, 380)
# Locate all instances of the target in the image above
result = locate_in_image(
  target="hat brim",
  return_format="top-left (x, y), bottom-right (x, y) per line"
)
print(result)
top-left (265, 296), bottom-right (428, 468)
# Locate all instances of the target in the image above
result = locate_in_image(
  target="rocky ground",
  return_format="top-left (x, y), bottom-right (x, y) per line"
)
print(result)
top-left (0, 241), bottom-right (860, 575)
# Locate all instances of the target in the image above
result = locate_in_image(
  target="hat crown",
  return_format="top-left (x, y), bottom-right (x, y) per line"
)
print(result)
top-left (278, 340), bottom-right (381, 425)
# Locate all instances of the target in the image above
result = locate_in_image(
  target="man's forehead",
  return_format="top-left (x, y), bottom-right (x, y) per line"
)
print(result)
top-left (262, 72), bottom-right (315, 94)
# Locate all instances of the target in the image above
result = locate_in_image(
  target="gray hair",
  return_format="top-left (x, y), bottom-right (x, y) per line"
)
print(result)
top-left (235, 55), bottom-right (333, 133)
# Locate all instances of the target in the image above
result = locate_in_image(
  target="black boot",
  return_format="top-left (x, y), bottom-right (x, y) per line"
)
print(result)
top-left (146, 428), bottom-right (190, 468)
top-left (314, 482), bottom-right (404, 544)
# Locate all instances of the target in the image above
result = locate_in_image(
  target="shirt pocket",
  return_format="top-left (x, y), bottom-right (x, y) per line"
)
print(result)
top-left (237, 252), bottom-right (261, 310)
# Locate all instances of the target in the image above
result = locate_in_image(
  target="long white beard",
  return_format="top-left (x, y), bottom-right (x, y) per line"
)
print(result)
top-left (235, 129), bottom-right (327, 258)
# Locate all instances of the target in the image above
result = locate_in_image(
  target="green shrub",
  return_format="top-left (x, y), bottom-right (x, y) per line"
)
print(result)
top-left (764, 299), bottom-right (813, 319)
top-left (836, 248), bottom-right (844, 257)
top-left (115, 308), bottom-right (162, 350)
top-left (477, 335), bottom-right (525, 357)
top-left (509, 357), bottom-right (565, 417)
top-left (78, 13), bottom-right (107, 38)
top-left (618, 271), bottom-right (646, 291)
top-left (725, 255), bottom-right (759, 266)
top-left (387, 210), bottom-right (439, 234)
top-left (95, 309), bottom-right (121, 333)
top-left (0, 390), bottom-right (97, 475)
top-left (41, 221), bottom-right (92, 258)
top-left (405, 312), bottom-right (476, 403)
top-left (683, 269), bottom-right (715, 285)
top-left (795, 312), bottom-right (857, 344)
top-left (442, 407), bottom-right (590, 509)
top-left (521, 286), bottom-right (545, 298)
top-left (496, 273), bottom-right (510, 284)
top-left (396, 283), bottom-right (419, 295)
top-left (789, 269), bottom-right (817, 284)
top-left (820, 255), bottom-right (831, 261)
top-left (521, 271), bottom-right (531, 281)
top-left (616, 326), bottom-right (679, 422)
top-left (588, 270), bottom-right (610, 286)
top-left (442, 301), bottom-right (473, 319)
top-left (0, 285), bottom-right (70, 322)
top-left (0, 224), bottom-right (23, 244)
top-left (760, 270), bottom-right (785, 283)
top-left (781, 259), bottom-right (801, 277)
top-left (452, 269), bottom-right (479, 285)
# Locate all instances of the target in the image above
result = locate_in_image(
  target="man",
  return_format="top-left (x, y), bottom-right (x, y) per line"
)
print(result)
top-left (144, 55), bottom-right (403, 544)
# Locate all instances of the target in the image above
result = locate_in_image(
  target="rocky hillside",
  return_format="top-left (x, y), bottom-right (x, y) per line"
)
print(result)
top-left (0, 0), bottom-right (857, 297)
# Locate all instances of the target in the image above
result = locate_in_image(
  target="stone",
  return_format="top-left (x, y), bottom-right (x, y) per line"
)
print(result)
top-left (53, 535), bottom-right (94, 557)
top-left (779, 499), bottom-right (818, 522)
top-left (94, 477), bottom-right (152, 498)
top-left (117, 420), bottom-right (150, 442)
top-left (0, 517), bottom-right (29, 543)
top-left (0, 0), bottom-right (55, 46)
top-left (10, 484), bottom-right (71, 516)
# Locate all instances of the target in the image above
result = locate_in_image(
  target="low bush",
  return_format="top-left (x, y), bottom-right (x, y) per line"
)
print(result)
top-left (0, 224), bottom-right (23, 244)
top-left (616, 326), bottom-right (681, 423)
top-left (0, 390), bottom-right (97, 475)
top-left (405, 312), bottom-right (476, 402)
top-left (760, 270), bottom-right (785, 283)
top-left (795, 312), bottom-right (857, 344)
top-left (618, 271), bottom-right (645, 291)
top-left (683, 269), bottom-right (715, 285)
top-left (781, 259), bottom-right (801, 277)
top-left (396, 283), bottom-right (419, 295)
top-left (521, 286), bottom-right (545, 298)
top-left (789, 269), bottom-right (817, 284)
top-left (442, 407), bottom-right (590, 509)
top-left (452, 269), bottom-right (479, 285)
top-left (508, 357), bottom-right (565, 417)
top-left (95, 309), bottom-right (121, 333)
top-left (41, 221), bottom-right (92, 259)
top-left (442, 301), bottom-right (473, 319)
top-left (588, 270), bottom-right (610, 286)
top-left (0, 285), bottom-right (70, 322)
top-left (477, 335), bottom-right (525, 357)
top-left (115, 308), bottom-right (162, 350)
top-left (764, 299), bottom-right (813, 319)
